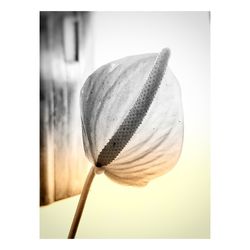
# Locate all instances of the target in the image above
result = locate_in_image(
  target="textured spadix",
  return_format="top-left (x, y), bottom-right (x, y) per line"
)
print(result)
top-left (80, 48), bottom-right (183, 186)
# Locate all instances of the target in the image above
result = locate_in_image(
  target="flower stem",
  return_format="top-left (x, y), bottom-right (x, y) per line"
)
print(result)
top-left (68, 166), bottom-right (95, 239)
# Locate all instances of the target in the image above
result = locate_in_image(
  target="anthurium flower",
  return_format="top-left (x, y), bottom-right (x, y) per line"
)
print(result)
top-left (80, 48), bottom-right (183, 186)
top-left (68, 48), bottom-right (184, 239)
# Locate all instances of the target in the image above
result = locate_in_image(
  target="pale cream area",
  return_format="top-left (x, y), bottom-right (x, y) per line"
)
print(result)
top-left (40, 139), bottom-right (210, 238)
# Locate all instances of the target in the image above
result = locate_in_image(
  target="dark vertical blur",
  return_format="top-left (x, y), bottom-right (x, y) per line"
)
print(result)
top-left (40, 12), bottom-right (93, 205)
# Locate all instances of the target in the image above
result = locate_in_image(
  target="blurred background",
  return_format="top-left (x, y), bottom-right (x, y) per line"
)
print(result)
top-left (40, 12), bottom-right (93, 205)
top-left (40, 11), bottom-right (210, 238)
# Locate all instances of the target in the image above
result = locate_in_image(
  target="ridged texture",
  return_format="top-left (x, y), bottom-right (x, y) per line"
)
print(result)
top-left (96, 49), bottom-right (170, 167)
top-left (80, 48), bottom-right (184, 186)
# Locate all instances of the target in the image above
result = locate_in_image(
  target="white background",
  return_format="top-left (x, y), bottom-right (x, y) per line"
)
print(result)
top-left (0, 0), bottom-right (250, 249)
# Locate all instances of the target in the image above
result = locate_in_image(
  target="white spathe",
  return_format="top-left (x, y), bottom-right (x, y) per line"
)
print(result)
top-left (80, 49), bottom-right (184, 186)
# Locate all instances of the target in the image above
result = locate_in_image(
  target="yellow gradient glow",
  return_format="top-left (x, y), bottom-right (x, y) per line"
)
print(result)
top-left (40, 137), bottom-right (209, 238)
